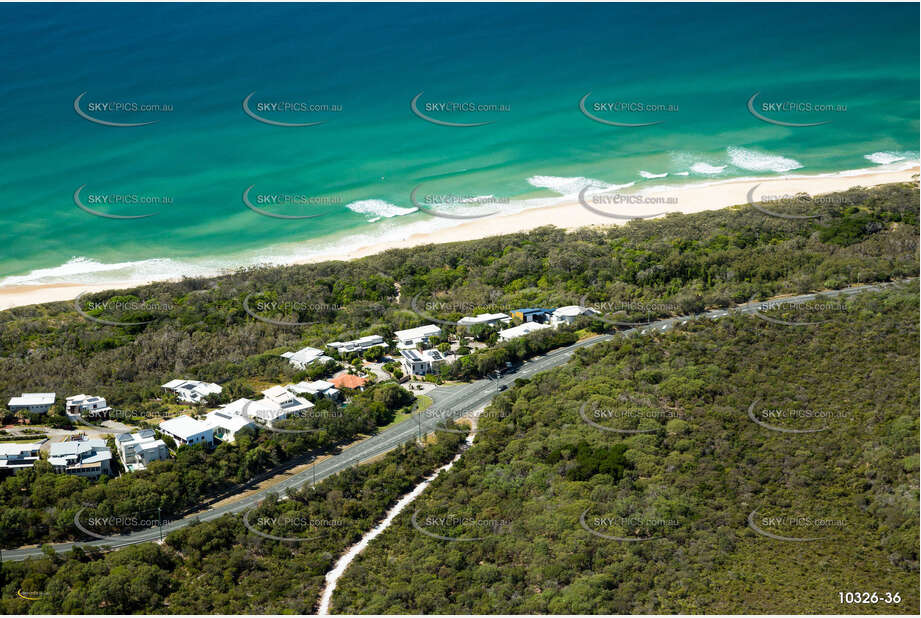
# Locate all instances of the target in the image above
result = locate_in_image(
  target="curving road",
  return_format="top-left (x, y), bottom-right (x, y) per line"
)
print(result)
top-left (1, 279), bottom-right (912, 562)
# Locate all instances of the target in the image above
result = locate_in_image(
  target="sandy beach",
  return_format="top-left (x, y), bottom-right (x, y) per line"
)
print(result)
top-left (1, 165), bottom-right (917, 312)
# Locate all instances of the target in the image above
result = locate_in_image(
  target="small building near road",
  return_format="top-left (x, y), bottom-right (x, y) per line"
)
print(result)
top-left (8, 393), bottom-right (56, 414)
top-left (116, 430), bottom-right (170, 472)
top-left (394, 324), bottom-right (441, 350)
top-left (499, 321), bottom-right (552, 342)
top-left (550, 305), bottom-right (599, 327)
top-left (159, 415), bottom-right (214, 447)
top-left (509, 308), bottom-right (554, 324)
top-left (400, 349), bottom-right (446, 376)
top-left (48, 438), bottom-right (112, 479)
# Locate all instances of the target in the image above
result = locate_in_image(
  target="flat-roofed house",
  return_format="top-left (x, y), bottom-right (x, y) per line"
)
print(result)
top-left (246, 386), bottom-right (314, 426)
top-left (8, 392), bottom-right (55, 414)
top-left (326, 335), bottom-right (387, 355)
top-left (400, 349), bottom-right (446, 376)
top-left (281, 346), bottom-right (333, 369)
top-left (499, 321), bottom-right (552, 342)
top-left (159, 415), bottom-right (214, 447)
top-left (65, 394), bottom-right (111, 418)
top-left (286, 380), bottom-right (342, 401)
top-left (0, 443), bottom-right (42, 472)
top-left (394, 324), bottom-right (441, 350)
top-left (48, 439), bottom-right (112, 479)
top-left (509, 308), bottom-right (554, 324)
top-left (457, 313), bottom-right (511, 327)
top-left (205, 405), bottom-right (256, 443)
top-left (116, 430), bottom-right (169, 472)
top-left (161, 380), bottom-right (222, 404)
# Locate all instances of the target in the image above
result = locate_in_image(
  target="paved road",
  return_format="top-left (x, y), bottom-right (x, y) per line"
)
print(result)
top-left (1, 279), bottom-right (912, 562)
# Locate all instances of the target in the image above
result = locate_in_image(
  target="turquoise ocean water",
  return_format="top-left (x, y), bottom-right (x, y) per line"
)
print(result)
top-left (0, 2), bottom-right (917, 286)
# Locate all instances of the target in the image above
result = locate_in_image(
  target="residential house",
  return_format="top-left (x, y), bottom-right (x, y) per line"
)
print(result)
top-left (326, 335), bottom-right (387, 355)
top-left (0, 443), bottom-right (42, 472)
top-left (159, 415), bottom-right (214, 447)
top-left (499, 321), bottom-right (552, 342)
top-left (161, 379), bottom-right (223, 404)
top-left (399, 349), bottom-right (446, 376)
top-left (116, 430), bottom-right (170, 472)
top-left (550, 305), bottom-right (600, 327)
top-left (509, 308), bottom-right (554, 324)
top-left (65, 394), bottom-right (111, 418)
top-left (7, 392), bottom-right (55, 414)
top-left (286, 380), bottom-right (342, 402)
top-left (281, 346), bottom-right (333, 370)
top-left (48, 438), bottom-right (112, 479)
top-left (457, 313), bottom-right (511, 327)
top-left (246, 386), bottom-right (314, 426)
top-left (393, 324), bottom-right (441, 350)
top-left (205, 403), bottom-right (256, 442)
top-left (330, 374), bottom-right (368, 391)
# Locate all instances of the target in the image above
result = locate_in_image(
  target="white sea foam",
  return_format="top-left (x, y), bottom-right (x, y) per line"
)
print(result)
top-left (639, 171), bottom-right (668, 179)
top-left (690, 162), bottom-right (727, 175)
top-left (0, 256), bottom-right (217, 287)
top-left (345, 199), bottom-right (418, 219)
top-left (727, 146), bottom-right (803, 173)
top-left (527, 175), bottom-right (633, 196)
top-left (864, 151), bottom-right (907, 165)
top-left (675, 171), bottom-right (690, 176)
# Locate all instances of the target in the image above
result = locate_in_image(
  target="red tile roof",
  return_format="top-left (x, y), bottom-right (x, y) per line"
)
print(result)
top-left (331, 374), bottom-right (367, 389)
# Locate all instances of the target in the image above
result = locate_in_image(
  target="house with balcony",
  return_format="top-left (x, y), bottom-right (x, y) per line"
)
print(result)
top-left (48, 438), bottom-right (112, 480)
top-left (116, 430), bottom-right (170, 472)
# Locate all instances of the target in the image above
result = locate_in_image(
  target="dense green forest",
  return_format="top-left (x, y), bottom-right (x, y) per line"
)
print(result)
top-left (1, 182), bottom-right (916, 408)
top-left (0, 428), bottom-right (467, 613)
top-left (330, 287), bottom-right (919, 614)
top-left (0, 182), bottom-right (917, 613)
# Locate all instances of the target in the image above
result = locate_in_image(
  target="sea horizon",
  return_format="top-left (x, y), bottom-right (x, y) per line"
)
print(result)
top-left (1, 2), bottom-right (918, 287)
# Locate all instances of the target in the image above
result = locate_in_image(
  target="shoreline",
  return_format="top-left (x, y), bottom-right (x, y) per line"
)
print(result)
top-left (1, 165), bottom-right (917, 312)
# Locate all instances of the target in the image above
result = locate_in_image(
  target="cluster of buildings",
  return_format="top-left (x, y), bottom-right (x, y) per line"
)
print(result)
top-left (0, 437), bottom-right (112, 479)
top-left (277, 306), bottom-right (599, 379)
top-left (277, 306), bottom-right (598, 379)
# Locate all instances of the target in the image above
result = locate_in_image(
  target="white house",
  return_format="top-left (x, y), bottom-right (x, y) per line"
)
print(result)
top-left (326, 335), bottom-right (387, 355)
top-left (457, 313), bottom-right (511, 327)
top-left (48, 439), bottom-right (112, 479)
top-left (159, 415), bottom-right (214, 447)
top-left (116, 430), bottom-right (169, 472)
top-left (400, 348), bottom-right (446, 376)
top-left (161, 380), bottom-right (223, 404)
top-left (205, 404), bottom-right (256, 443)
top-left (499, 321), bottom-right (551, 342)
top-left (281, 346), bottom-right (333, 369)
top-left (8, 392), bottom-right (55, 414)
top-left (0, 443), bottom-right (42, 471)
top-left (245, 386), bottom-right (314, 426)
top-left (394, 324), bottom-right (441, 350)
top-left (65, 394), bottom-right (111, 418)
top-left (286, 380), bottom-right (342, 401)
top-left (550, 305), bottom-right (599, 327)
